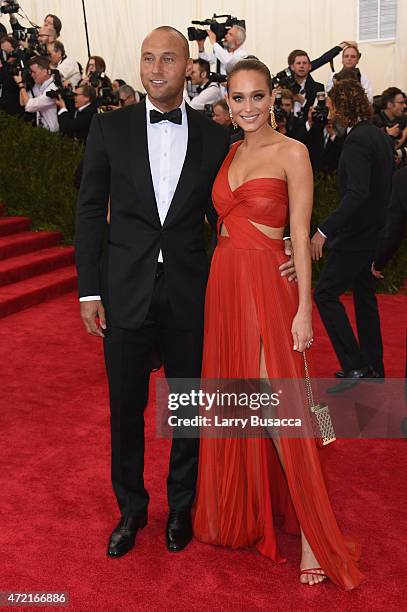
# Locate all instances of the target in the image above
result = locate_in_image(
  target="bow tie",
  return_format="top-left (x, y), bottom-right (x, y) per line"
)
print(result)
top-left (149, 108), bottom-right (182, 125)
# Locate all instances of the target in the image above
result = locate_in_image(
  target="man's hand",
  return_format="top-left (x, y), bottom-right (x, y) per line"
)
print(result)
top-left (55, 95), bottom-right (66, 109)
top-left (371, 262), bottom-right (384, 279)
top-left (13, 73), bottom-right (23, 85)
top-left (307, 107), bottom-right (314, 128)
top-left (80, 300), bottom-right (106, 338)
top-left (386, 124), bottom-right (400, 138)
top-left (208, 30), bottom-right (217, 45)
top-left (294, 93), bottom-right (306, 106)
top-left (339, 40), bottom-right (358, 49)
top-left (311, 231), bottom-right (326, 261)
top-left (279, 239), bottom-right (297, 282)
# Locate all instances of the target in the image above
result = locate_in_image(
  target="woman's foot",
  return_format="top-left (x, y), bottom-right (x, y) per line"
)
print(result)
top-left (300, 532), bottom-right (326, 585)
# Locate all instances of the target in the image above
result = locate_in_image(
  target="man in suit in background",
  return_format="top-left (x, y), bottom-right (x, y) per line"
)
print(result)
top-left (56, 84), bottom-right (97, 143)
top-left (372, 165), bottom-right (407, 276)
top-left (288, 49), bottom-right (325, 121)
top-left (312, 79), bottom-right (394, 391)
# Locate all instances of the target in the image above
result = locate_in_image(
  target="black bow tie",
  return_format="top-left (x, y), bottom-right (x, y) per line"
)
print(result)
top-left (149, 108), bottom-right (182, 125)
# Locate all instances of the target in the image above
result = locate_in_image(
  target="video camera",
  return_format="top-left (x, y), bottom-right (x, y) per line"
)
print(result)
top-left (271, 68), bottom-right (301, 94)
top-left (0, 0), bottom-right (20, 14)
top-left (188, 14), bottom-right (246, 44)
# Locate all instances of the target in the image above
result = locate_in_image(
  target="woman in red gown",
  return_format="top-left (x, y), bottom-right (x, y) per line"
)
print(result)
top-left (193, 59), bottom-right (364, 589)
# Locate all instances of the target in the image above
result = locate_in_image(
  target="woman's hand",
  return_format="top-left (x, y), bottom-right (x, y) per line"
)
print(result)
top-left (291, 311), bottom-right (313, 352)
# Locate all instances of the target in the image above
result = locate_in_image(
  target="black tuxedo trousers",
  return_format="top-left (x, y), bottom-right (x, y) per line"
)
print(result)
top-left (103, 265), bottom-right (203, 515)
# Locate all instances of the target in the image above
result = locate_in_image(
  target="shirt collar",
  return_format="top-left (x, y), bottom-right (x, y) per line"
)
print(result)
top-left (145, 95), bottom-right (187, 124)
top-left (38, 76), bottom-right (54, 92)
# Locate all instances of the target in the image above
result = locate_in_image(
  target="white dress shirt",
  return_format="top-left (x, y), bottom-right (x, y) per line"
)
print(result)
top-left (25, 77), bottom-right (59, 132)
top-left (80, 96), bottom-right (188, 302)
top-left (188, 81), bottom-right (222, 112)
top-left (326, 71), bottom-right (373, 103)
top-left (199, 43), bottom-right (248, 75)
top-left (57, 56), bottom-right (82, 88)
top-left (293, 79), bottom-right (307, 117)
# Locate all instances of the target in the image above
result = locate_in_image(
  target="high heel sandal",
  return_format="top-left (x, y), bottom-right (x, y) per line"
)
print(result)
top-left (300, 567), bottom-right (327, 584)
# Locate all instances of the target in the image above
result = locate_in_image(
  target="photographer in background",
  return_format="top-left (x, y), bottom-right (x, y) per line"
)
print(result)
top-left (48, 40), bottom-right (81, 88)
top-left (0, 34), bottom-right (24, 116)
top-left (212, 98), bottom-right (231, 127)
top-left (373, 87), bottom-right (407, 166)
top-left (56, 83), bottom-right (97, 142)
top-left (189, 58), bottom-right (222, 111)
top-left (106, 84), bottom-right (140, 110)
top-left (13, 55), bottom-right (59, 131)
top-left (306, 96), bottom-right (345, 174)
top-left (326, 45), bottom-right (373, 103)
top-left (287, 49), bottom-right (324, 121)
top-left (274, 89), bottom-right (307, 144)
top-left (9, 10), bottom-right (61, 38)
top-left (198, 25), bottom-right (247, 75)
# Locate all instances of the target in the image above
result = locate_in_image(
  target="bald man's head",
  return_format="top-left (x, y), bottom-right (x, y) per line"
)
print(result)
top-left (140, 26), bottom-right (192, 111)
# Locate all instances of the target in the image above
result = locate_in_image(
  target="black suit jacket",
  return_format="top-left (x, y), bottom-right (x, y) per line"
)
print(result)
top-left (58, 103), bottom-right (97, 142)
top-left (307, 126), bottom-right (346, 174)
top-left (375, 165), bottom-right (407, 269)
top-left (75, 100), bottom-right (230, 329)
top-left (319, 121), bottom-right (394, 251)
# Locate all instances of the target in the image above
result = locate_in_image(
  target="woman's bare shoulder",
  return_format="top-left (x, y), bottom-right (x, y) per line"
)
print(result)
top-left (276, 134), bottom-right (309, 161)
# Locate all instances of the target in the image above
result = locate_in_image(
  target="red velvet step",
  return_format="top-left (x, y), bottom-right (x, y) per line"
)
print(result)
top-left (0, 231), bottom-right (62, 260)
top-left (0, 246), bottom-right (75, 288)
top-left (0, 216), bottom-right (31, 237)
top-left (0, 265), bottom-right (77, 318)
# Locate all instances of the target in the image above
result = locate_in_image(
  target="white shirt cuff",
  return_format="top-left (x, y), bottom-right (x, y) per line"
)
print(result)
top-left (317, 228), bottom-right (327, 239)
top-left (79, 296), bottom-right (101, 302)
top-left (58, 108), bottom-right (68, 115)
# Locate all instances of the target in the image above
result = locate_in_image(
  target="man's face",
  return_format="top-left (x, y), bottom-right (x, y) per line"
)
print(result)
top-left (38, 27), bottom-right (56, 45)
top-left (212, 104), bottom-right (230, 126)
top-left (281, 97), bottom-right (293, 115)
top-left (1, 41), bottom-right (15, 64)
top-left (388, 93), bottom-right (406, 118)
top-left (225, 26), bottom-right (241, 51)
top-left (140, 30), bottom-right (192, 111)
top-left (47, 44), bottom-right (61, 65)
top-left (342, 48), bottom-right (359, 69)
top-left (291, 55), bottom-right (311, 79)
top-left (30, 64), bottom-right (50, 85)
top-left (74, 87), bottom-right (89, 109)
top-left (191, 63), bottom-right (205, 86)
top-left (119, 93), bottom-right (136, 107)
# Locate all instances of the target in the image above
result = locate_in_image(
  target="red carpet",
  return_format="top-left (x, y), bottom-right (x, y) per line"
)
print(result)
top-left (0, 207), bottom-right (76, 318)
top-left (0, 292), bottom-right (406, 611)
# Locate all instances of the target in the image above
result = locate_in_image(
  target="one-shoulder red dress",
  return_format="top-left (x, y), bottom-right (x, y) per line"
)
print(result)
top-left (193, 141), bottom-right (364, 590)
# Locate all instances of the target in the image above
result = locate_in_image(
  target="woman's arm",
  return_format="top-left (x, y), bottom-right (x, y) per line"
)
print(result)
top-left (284, 141), bottom-right (314, 351)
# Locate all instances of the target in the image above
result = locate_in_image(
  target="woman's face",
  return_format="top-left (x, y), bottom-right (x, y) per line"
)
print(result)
top-left (87, 59), bottom-right (96, 74)
top-left (226, 70), bottom-right (272, 133)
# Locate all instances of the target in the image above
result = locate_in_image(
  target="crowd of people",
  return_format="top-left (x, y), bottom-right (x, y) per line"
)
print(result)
top-left (1, 13), bottom-right (406, 175)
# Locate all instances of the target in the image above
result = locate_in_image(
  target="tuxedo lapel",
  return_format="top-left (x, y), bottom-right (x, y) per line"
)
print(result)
top-left (129, 100), bottom-right (161, 227)
top-left (163, 105), bottom-right (203, 228)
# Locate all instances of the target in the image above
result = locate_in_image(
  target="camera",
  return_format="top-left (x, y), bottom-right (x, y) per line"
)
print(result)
top-left (203, 103), bottom-right (214, 118)
top-left (46, 69), bottom-right (74, 105)
top-left (14, 27), bottom-right (38, 44)
top-left (271, 68), bottom-right (301, 94)
top-left (88, 71), bottom-right (105, 89)
top-left (0, 0), bottom-right (20, 14)
top-left (273, 92), bottom-right (287, 124)
top-left (208, 72), bottom-right (227, 84)
top-left (0, 46), bottom-right (33, 88)
top-left (312, 91), bottom-right (329, 127)
top-left (188, 14), bottom-right (245, 44)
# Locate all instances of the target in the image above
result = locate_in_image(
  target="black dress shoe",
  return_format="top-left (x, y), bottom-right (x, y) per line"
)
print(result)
top-left (335, 370), bottom-right (345, 378)
top-left (327, 367), bottom-right (381, 394)
top-left (166, 509), bottom-right (193, 552)
top-left (107, 513), bottom-right (147, 558)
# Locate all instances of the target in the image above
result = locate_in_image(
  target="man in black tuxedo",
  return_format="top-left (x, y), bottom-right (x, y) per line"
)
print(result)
top-left (312, 80), bottom-right (394, 391)
top-left (76, 26), bottom-right (297, 558)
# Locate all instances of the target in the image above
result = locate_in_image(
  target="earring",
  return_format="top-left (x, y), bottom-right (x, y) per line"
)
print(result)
top-left (229, 108), bottom-right (238, 129)
top-left (269, 106), bottom-right (277, 130)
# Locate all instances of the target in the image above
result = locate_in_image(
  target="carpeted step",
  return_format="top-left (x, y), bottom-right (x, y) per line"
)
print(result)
top-left (0, 246), bottom-right (75, 288)
top-left (0, 231), bottom-right (62, 260)
top-left (0, 265), bottom-right (77, 318)
top-left (0, 216), bottom-right (32, 237)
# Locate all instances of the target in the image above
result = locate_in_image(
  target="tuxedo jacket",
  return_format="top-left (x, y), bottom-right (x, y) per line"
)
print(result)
top-left (75, 100), bottom-right (230, 329)
top-left (319, 121), bottom-right (394, 251)
top-left (302, 75), bottom-right (325, 121)
top-left (375, 165), bottom-right (407, 269)
top-left (58, 103), bottom-right (97, 143)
